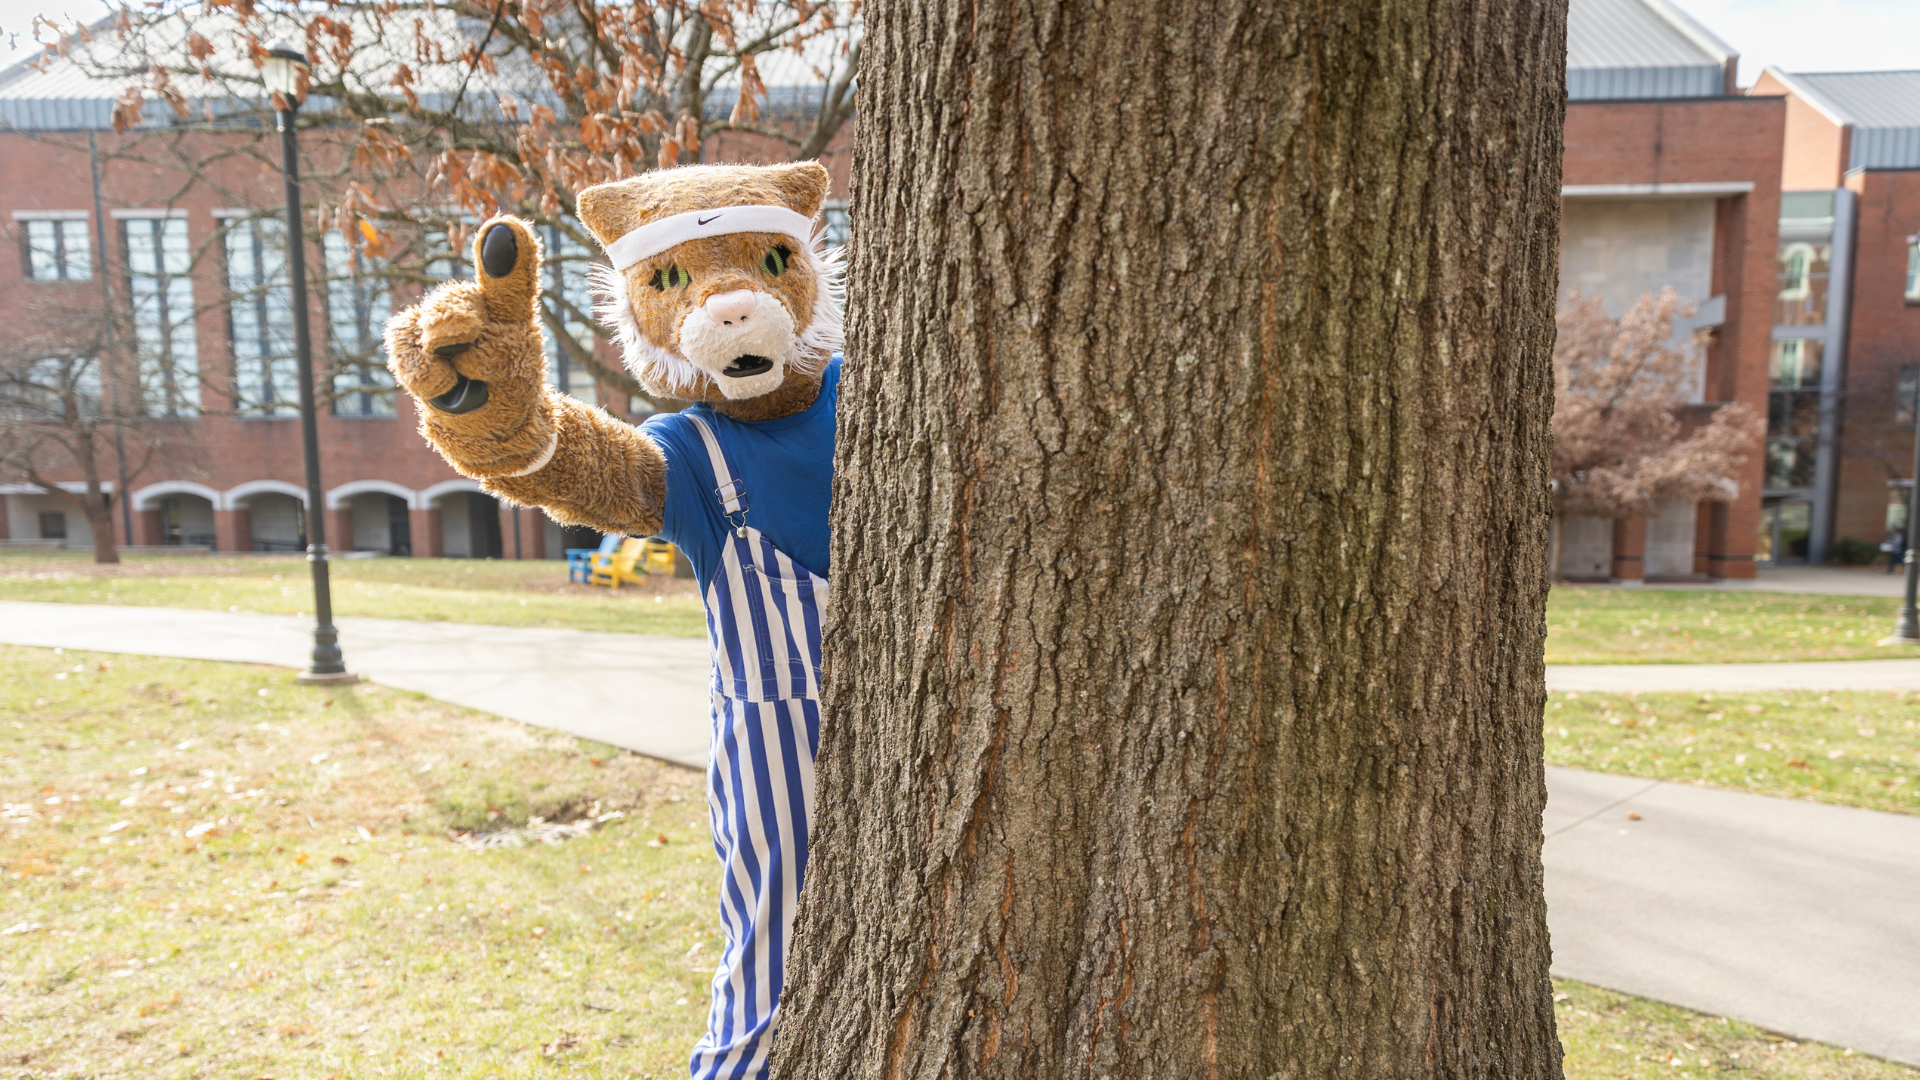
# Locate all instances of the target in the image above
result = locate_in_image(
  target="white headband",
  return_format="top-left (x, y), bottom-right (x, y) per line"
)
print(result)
top-left (602, 205), bottom-right (817, 271)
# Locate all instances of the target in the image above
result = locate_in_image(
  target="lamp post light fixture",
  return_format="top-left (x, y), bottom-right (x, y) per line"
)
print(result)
top-left (265, 43), bottom-right (356, 685)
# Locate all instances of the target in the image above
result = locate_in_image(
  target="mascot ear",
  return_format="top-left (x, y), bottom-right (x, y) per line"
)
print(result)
top-left (576, 178), bottom-right (649, 254)
top-left (575, 161), bottom-right (834, 253)
top-left (763, 161), bottom-right (830, 219)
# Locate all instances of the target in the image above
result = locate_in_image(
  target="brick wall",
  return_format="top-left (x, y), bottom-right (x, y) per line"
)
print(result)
top-left (1563, 96), bottom-right (1786, 578)
top-left (1752, 71), bottom-right (1850, 190)
top-left (0, 120), bottom-right (853, 556)
top-left (1832, 168), bottom-right (1920, 547)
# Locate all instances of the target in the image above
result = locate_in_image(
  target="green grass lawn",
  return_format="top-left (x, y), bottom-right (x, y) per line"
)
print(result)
top-left (1555, 980), bottom-right (1918, 1079)
top-left (1, 645), bottom-right (712, 1077)
top-left (1545, 689), bottom-right (1920, 816)
top-left (5, 645), bottom-right (1915, 1077)
top-left (1546, 587), bottom-right (1920, 665)
top-left (0, 549), bottom-right (707, 638)
top-left (9, 552), bottom-right (1920, 665)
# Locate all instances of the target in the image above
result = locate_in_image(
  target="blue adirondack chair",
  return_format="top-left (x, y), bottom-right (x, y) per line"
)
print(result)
top-left (568, 533), bottom-right (620, 584)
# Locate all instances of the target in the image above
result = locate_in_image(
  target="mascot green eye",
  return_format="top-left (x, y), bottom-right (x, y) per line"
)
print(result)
top-left (762, 246), bottom-right (791, 276)
top-left (651, 265), bottom-right (690, 291)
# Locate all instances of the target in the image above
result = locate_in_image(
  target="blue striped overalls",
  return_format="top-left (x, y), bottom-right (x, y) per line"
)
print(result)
top-left (683, 413), bottom-right (827, 1080)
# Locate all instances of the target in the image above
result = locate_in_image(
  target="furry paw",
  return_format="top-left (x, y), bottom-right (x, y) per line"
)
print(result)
top-left (383, 216), bottom-right (558, 477)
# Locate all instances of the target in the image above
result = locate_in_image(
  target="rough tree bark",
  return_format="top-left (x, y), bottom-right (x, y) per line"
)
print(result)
top-left (779, 0), bottom-right (1567, 1076)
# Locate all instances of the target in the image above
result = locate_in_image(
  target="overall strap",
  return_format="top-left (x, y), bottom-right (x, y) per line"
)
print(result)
top-left (684, 412), bottom-right (749, 528)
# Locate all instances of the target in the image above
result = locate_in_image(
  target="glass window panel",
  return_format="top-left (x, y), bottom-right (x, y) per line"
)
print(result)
top-left (225, 217), bottom-right (298, 417)
top-left (1775, 242), bottom-right (1830, 327)
top-left (542, 222), bottom-right (598, 406)
top-left (823, 204), bottom-right (850, 249)
top-left (126, 218), bottom-right (199, 417)
top-left (1908, 239), bottom-right (1920, 302)
top-left (1769, 340), bottom-right (1823, 389)
top-left (59, 220), bottom-right (91, 279)
top-left (1899, 365), bottom-right (1918, 428)
top-left (1765, 437), bottom-right (1816, 490)
top-left (1779, 499), bottom-right (1812, 561)
top-left (26, 220), bottom-right (60, 280)
top-left (1766, 390), bottom-right (1819, 438)
top-left (322, 231), bottom-right (395, 417)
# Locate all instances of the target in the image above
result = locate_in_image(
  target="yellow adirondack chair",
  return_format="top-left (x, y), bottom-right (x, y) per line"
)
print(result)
top-left (640, 539), bottom-right (677, 576)
top-left (590, 538), bottom-right (679, 588)
top-left (590, 537), bottom-right (648, 588)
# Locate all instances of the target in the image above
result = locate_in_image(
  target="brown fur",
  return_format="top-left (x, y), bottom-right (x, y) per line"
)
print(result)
top-left (575, 162), bottom-right (829, 248)
top-left (577, 162), bottom-right (833, 416)
top-left (384, 163), bottom-right (836, 536)
top-left (385, 216), bottom-right (664, 534)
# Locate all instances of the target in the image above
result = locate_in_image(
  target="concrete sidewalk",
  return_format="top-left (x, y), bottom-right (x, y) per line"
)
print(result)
top-left (2, 600), bottom-right (1917, 1064)
top-left (0, 600), bottom-right (713, 767)
top-left (1563, 565), bottom-right (1913, 597)
top-left (1545, 766), bottom-right (1920, 1067)
top-left (1548, 657), bottom-right (1920, 692)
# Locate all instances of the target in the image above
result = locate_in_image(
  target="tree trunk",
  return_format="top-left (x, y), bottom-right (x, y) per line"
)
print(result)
top-left (85, 498), bottom-right (120, 564)
top-left (780, 0), bottom-right (1567, 1076)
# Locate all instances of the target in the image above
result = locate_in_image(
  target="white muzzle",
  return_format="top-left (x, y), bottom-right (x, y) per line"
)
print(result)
top-left (676, 289), bottom-right (799, 400)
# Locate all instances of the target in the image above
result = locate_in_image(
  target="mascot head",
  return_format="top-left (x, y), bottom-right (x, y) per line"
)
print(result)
top-left (577, 162), bottom-right (843, 407)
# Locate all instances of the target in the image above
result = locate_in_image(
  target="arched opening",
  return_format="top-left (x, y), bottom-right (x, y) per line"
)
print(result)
top-left (243, 492), bottom-right (307, 552)
top-left (158, 493), bottom-right (216, 548)
top-left (436, 490), bottom-right (503, 559)
top-left (346, 492), bottom-right (412, 555)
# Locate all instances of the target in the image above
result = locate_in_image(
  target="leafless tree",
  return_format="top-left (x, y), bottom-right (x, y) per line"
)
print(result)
top-left (0, 297), bottom-right (180, 563)
top-left (29, 0), bottom-right (859, 402)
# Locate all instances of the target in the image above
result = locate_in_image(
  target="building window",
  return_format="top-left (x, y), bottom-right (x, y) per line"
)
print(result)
top-left (1775, 241), bottom-right (1829, 327)
top-left (1899, 365), bottom-right (1918, 428)
top-left (223, 216), bottom-right (299, 417)
top-left (23, 217), bottom-right (91, 281)
top-left (38, 511), bottom-right (67, 540)
top-left (125, 216), bottom-right (199, 417)
top-left (424, 225), bottom-right (473, 282)
top-left (1766, 339), bottom-right (1823, 491)
top-left (1907, 236), bottom-right (1919, 302)
top-left (822, 201), bottom-right (850, 250)
top-left (322, 231), bottom-right (395, 417)
top-left (541, 222), bottom-right (599, 407)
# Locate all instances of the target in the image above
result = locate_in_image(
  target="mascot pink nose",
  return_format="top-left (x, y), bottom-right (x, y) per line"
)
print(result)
top-left (704, 290), bottom-right (758, 326)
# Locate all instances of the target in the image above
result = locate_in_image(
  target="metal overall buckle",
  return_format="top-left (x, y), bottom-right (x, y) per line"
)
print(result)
top-left (716, 480), bottom-right (750, 538)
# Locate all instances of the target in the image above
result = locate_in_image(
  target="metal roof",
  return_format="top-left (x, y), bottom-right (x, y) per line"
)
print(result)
top-left (1772, 70), bottom-right (1920, 130)
top-left (1567, 0), bottom-right (1735, 100)
top-left (1765, 68), bottom-right (1920, 171)
top-left (0, 6), bottom-right (853, 132)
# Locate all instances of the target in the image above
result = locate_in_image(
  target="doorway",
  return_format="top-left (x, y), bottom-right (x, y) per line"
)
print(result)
top-left (1758, 497), bottom-right (1812, 565)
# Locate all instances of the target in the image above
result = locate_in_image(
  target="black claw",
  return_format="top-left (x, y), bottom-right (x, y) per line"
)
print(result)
top-left (481, 223), bottom-right (518, 279)
top-left (429, 373), bottom-right (489, 414)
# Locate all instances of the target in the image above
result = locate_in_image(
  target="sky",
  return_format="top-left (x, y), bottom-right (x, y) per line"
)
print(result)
top-left (0, 0), bottom-right (1916, 80)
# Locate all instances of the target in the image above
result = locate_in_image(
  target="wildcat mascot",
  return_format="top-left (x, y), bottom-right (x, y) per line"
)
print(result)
top-left (385, 161), bottom-right (841, 1079)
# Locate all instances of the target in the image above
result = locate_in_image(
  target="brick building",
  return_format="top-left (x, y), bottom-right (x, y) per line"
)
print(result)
top-left (1559, 0), bottom-right (1782, 580)
top-left (0, 35), bottom-right (849, 559)
top-left (1747, 70), bottom-right (1920, 558)
top-left (6, 3), bottom-right (1910, 576)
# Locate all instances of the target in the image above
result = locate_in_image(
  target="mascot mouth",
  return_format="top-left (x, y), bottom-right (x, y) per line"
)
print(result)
top-left (721, 354), bottom-right (776, 379)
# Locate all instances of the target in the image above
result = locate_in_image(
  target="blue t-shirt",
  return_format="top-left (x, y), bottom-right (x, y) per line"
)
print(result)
top-left (640, 356), bottom-right (839, 591)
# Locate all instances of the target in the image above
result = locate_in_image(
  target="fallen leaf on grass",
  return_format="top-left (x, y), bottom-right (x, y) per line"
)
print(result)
top-left (540, 1031), bottom-right (582, 1057)
top-left (331, 855), bottom-right (350, 866)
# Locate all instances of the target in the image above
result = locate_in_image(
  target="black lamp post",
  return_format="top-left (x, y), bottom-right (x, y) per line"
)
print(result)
top-left (265, 43), bottom-right (356, 685)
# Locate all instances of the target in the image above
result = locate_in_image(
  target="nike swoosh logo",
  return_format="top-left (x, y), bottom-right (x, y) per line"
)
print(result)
top-left (696, 214), bottom-right (721, 226)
